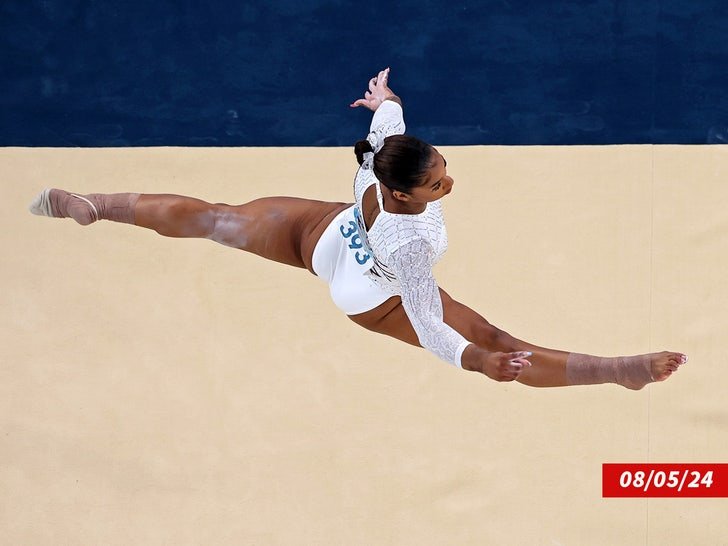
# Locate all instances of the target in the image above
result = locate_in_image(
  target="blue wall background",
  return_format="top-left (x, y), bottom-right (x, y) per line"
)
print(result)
top-left (2, 0), bottom-right (727, 146)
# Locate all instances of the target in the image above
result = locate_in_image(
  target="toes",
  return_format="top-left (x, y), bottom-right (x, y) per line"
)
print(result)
top-left (667, 355), bottom-right (682, 365)
top-left (650, 352), bottom-right (685, 383)
top-left (665, 352), bottom-right (688, 366)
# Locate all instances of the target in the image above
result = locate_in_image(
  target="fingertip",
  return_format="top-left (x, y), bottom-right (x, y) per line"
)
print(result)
top-left (521, 351), bottom-right (533, 358)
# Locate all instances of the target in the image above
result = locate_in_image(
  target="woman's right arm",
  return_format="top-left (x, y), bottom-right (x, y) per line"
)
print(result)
top-left (390, 238), bottom-right (532, 379)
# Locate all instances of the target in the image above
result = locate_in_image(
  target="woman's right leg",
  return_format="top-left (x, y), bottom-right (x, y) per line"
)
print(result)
top-left (436, 290), bottom-right (686, 389)
top-left (350, 289), bottom-right (686, 389)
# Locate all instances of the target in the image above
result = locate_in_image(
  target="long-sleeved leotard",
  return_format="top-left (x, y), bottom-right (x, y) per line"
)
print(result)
top-left (354, 101), bottom-right (471, 367)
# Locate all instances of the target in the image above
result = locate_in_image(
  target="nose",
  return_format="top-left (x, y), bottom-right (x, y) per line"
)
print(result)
top-left (445, 177), bottom-right (454, 193)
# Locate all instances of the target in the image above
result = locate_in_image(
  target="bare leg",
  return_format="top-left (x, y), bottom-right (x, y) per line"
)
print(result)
top-left (30, 189), bottom-right (349, 271)
top-left (135, 194), bottom-right (351, 270)
top-left (437, 290), bottom-right (574, 387)
top-left (436, 291), bottom-right (688, 388)
top-left (350, 289), bottom-right (686, 389)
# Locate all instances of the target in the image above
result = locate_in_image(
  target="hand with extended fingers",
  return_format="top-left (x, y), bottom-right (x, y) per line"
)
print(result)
top-left (350, 67), bottom-right (400, 111)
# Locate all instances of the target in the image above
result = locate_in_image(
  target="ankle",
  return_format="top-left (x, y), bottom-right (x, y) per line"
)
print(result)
top-left (566, 353), bottom-right (653, 390)
top-left (89, 193), bottom-right (140, 224)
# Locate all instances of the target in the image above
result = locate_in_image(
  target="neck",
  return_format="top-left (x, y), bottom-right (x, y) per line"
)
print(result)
top-left (380, 185), bottom-right (426, 214)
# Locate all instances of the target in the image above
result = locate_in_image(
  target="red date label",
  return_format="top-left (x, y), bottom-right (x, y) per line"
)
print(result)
top-left (603, 464), bottom-right (728, 497)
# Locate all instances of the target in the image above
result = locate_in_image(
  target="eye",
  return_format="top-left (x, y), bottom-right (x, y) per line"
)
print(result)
top-left (432, 182), bottom-right (442, 191)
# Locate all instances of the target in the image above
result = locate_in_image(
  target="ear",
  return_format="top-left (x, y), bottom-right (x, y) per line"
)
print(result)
top-left (392, 190), bottom-right (411, 202)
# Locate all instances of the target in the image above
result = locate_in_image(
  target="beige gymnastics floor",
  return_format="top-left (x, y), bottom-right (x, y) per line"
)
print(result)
top-left (2, 146), bottom-right (726, 545)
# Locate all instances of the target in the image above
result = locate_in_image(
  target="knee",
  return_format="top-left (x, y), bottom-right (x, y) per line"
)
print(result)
top-left (165, 199), bottom-right (218, 237)
top-left (157, 197), bottom-right (206, 221)
top-left (472, 321), bottom-right (518, 352)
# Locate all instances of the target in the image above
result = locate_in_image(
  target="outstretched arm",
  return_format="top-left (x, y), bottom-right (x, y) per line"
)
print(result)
top-left (390, 238), bottom-right (532, 378)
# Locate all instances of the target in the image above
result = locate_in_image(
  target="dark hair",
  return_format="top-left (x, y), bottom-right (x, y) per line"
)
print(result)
top-left (354, 135), bottom-right (435, 193)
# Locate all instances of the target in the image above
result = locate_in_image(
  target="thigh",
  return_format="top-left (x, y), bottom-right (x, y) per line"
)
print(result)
top-left (349, 288), bottom-right (492, 347)
top-left (349, 288), bottom-right (507, 349)
top-left (350, 289), bottom-right (570, 386)
top-left (222, 197), bottom-right (350, 271)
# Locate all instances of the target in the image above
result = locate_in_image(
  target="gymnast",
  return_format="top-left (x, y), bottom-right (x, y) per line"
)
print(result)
top-left (30, 68), bottom-right (686, 388)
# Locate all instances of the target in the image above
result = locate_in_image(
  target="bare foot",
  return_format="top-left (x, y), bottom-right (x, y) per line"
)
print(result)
top-left (617, 351), bottom-right (687, 390)
top-left (650, 351), bottom-right (688, 384)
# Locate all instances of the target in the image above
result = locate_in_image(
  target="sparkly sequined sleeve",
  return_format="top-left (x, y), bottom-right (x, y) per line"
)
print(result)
top-left (390, 239), bottom-right (472, 368)
top-left (369, 100), bottom-right (405, 141)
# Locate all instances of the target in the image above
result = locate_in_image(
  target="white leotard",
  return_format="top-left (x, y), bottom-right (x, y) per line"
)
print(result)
top-left (353, 101), bottom-right (471, 367)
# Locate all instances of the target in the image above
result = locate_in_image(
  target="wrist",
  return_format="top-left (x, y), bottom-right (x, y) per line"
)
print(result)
top-left (460, 344), bottom-right (484, 373)
top-left (381, 94), bottom-right (402, 106)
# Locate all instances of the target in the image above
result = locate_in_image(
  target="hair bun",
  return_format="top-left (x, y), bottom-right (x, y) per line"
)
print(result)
top-left (354, 139), bottom-right (374, 166)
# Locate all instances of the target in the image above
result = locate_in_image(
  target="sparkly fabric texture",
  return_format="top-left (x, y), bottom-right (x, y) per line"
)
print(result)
top-left (353, 100), bottom-right (470, 367)
top-left (390, 238), bottom-right (470, 366)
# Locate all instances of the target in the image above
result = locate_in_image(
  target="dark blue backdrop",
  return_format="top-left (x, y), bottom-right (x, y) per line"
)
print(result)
top-left (2, 0), bottom-right (727, 146)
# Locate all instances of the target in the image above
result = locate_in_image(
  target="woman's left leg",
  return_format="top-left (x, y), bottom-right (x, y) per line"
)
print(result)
top-left (133, 193), bottom-right (349, 271)
top-left (30, 188), bottom-right (349, 272)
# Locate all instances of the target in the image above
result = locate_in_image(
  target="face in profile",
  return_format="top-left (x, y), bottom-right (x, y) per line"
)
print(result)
top-left (405, 151), bottom-right (453, 204)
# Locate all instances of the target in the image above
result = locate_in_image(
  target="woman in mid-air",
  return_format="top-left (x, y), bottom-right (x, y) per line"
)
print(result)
top-left (30, 68), bottom-right (686, 388)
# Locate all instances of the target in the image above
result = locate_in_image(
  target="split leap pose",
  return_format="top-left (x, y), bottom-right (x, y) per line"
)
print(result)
top-left (30, 68), bottom-right (686, 388)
